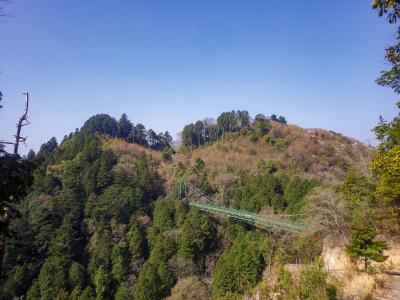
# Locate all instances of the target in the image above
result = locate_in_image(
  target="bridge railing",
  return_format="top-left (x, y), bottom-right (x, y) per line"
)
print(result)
top-left (178, 179), bottom-right (308, 233)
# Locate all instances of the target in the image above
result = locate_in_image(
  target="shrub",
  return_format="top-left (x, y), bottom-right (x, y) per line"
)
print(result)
top-left (161, 148), bottom-right (174, 163)
top-left (299, 258), bottom-right (329, 300)
top-left (166, 276), bottom-right (209, 300)
top-left (274, 266), bottom-right (295, 299)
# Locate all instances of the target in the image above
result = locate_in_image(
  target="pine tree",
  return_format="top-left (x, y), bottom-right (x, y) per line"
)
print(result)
top-left (117, 113), bottom-right (133, 140)
top-left (346, 224), bottom-right (388, 271)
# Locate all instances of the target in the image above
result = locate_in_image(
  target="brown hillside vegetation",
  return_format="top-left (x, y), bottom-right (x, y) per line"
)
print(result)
top-left (165, 122), bottom-right (372, 189)
top-left (103, 136), bottom-right (162, 162)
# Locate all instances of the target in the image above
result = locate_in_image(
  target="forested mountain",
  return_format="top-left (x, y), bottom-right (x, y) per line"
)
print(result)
top-left (3, 1), bottom-right (400, 299)
top-left (2, 108), bottom-right (397, 300)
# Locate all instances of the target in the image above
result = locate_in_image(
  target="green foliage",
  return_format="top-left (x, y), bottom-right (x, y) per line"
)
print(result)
top-left (69, 262), bottom-right (86, 289)
top-left (298, 259), bottom-right (329, 300)
top-left (232, 169), bottom-right (315, 215)
top-left (126, 219), bottom-right (147, 261)
top-left (69, 287), bottom-right (82, 300)
top-left (135, 261), bottom-right (173, 300)
top-left (114, 282), bottom-right (130, 300)
top-left (147, 198), bottom-right (175, 249)
top-left (37, 256), bottom-right (69, 300)
top-left (174, 199), bottom-right (189, 227)
top-left (341, 170), bottom-right (376, 224)
top-left (274, 266), bottom-right (295, 299)
top-left (81, 114), bottom-right (118, 137)
top-left (372, 0), bottom-right (400, 24)
top-left (254, 115), bottom-right (271, 136)
top-left (79, 286), bottom-right (96, 300)
top-left (149, 233), bottom-right (177, 264)
top-left (94, 265), bottom-right (111, 299)
top-left (0, 111), bottom-right (364, 300)
top-left (54, 288), bottom-right (70, 300)
top-left (161, 147), bottom-right (175, 162)
top-left (181, 110), bottom-right (251, 148)
top-left (37, 137), bottom-right (58, 161)
top-left (111, 242), bottom-right (129, 284)
top-left (373, 106), bottom-right (400, 150)
top-left (0, 153), bottom-right (35, 235)
top-left (88, 230), bottom-right (112, 277)
top-left (26, 280), bottom-right (41, 300)
top-left (341, 170), bottom-right (374, 205)
top-left (0, 263), bottom-right (35, 298)
top-left (49, 216), bottom-right (83, 261)
top-left (346, 224), bottom-right (388, 271)
top-left (373, 3), bottom-right (400, 226)
top-left (118, 113), bottom-right (133, 140)
top-left (370, 106), bottom-right (400, 224)
top-left (232, 172), bottom-right (283, 212)
top-left (212, 233), bottom-right (264, 298)
top-left (284, 176), bottom-right (316, 213)
top-left (178, 208), bottom-right (216, 260)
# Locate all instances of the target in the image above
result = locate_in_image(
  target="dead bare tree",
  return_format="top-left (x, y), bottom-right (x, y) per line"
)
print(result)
top-left (0, 92), bottom-right (30, 155)
top-left (13, 92), bottom-right (30, 155)
top-left (305, 187), bottom-right (350, 239)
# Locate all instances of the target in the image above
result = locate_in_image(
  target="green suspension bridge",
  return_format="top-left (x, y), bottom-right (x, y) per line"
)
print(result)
top-left (179, 180), bottom-right (308, 234)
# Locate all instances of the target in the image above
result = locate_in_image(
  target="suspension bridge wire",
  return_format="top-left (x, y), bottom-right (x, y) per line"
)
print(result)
top-left (178, 179), bottom-right (308, 233)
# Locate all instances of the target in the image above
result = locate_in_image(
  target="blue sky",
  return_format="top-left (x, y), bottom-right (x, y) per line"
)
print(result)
top-left (0, 0), bottom-right (398, 154)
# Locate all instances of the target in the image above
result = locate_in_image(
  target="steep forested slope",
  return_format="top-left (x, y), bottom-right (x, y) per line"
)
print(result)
top-left (0, 112), bottom-right (390, 300)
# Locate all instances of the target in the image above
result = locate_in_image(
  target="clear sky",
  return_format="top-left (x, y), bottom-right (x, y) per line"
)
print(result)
top-left (0, 0), bottom-right (398, 154)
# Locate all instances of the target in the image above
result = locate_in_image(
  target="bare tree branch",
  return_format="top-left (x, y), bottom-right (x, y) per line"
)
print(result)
top-left (13, 92), bottom-right (29, 155)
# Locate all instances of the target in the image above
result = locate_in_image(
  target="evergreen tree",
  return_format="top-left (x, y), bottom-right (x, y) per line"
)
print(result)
top-left (135, 261), bottom-right (173, 300)
top-left (94, 265), bottom-right (111, 299)
top-left (126, 220), bottom-right (147, 261)
top-left (37, 256), bottom-right (68, 300)
top-left (178, 208), bottom-right (215, 261)
top-left (81, 114), bottom-right (118, 137)
top-left (146, 129), bottom-right (159, 149)
top-left (346, 224), bottom-right (388, 271)
top-left (278, 115), bottom-right (287, 124)
top-left (69, 262), bottom-right (86, 289)
top-left (212, 233), bottom-right (264, 298)
top-left (117, 113), bottom-right (133, 140)
top-left (26, 149), bottom-right (35, 161)
top-left (114, 282), bottom-right (130, 300)
top-left (133, 123), bottom-right (147, 146)
top-left (111, 242), bottom-right (129, 284)
top-left (79, 286), bottom-right (95, 300)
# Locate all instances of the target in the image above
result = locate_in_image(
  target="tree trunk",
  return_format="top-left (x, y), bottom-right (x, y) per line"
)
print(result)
top-left (13, 92), bottom-right (29, 155)
top-left (364, 256), bottom-right (368, 272)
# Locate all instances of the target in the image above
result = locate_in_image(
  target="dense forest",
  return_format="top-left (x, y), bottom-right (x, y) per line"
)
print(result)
top-left (1, 1), bottom-right (400, 300)
top-left (0, 112), bottom-right (317, 300)
top-left (0, 100), bottom-right (399, 299)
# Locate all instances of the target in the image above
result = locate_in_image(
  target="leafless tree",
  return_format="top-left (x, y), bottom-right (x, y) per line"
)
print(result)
top-left (305, 186), bottom-right (350, 238)
top-left (0, 92), bottom-right (30, 155)
top-left (13, 92), bottom-right (30, 155)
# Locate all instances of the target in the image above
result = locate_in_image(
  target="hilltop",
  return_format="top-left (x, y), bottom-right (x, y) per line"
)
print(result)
top-left (169, 121), bottom-right (371, 185)
top-left (0, 111), bottom-right (397, 300)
